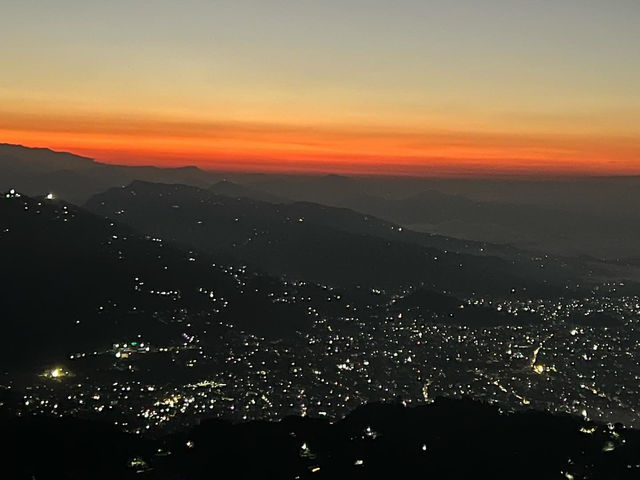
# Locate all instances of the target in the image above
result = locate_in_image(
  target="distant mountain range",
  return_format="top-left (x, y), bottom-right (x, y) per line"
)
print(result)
top-left (0, 143), bottom-right (221, 204)
top-left (208, 179), bottom-right (287, 203)
top-left (247, 173), bottom-right (640, 258)
top-left (4, 143), bottom-right (640, 258)
top-left (85, 180), bottom-right (588, 296)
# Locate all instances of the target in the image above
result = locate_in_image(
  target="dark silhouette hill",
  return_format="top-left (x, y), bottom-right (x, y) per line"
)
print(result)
top-left (2, 397), bottom-right (637, 479)
top-left (394, 289), bottom-right (541, 326)
top-left (208, 179), bottom-right (287, 203)
top-left (4, 143), bottom-right (640, 258)
top-left (0, 143), bottom-right (223, 204)
top-left (0, 191), bottom-right (312, 367)
top-left (85, 181), bottom-right (581, 297)
top-left (250, 174), bottom-right (640, 258)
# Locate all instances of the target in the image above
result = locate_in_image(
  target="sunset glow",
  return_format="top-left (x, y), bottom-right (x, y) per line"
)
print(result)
top-left (1, 1), bottom-right (638, 176)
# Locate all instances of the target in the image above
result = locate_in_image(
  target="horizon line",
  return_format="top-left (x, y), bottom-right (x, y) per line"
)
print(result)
top-left (3, 141), bottom-right (640, 182)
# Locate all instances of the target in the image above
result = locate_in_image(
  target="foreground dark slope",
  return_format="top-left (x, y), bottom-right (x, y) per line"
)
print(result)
top-left (2, 398), bottom-right (637, 479)
top-left (86, 181), bottom-right (583, 297)
top-left (0, 192), bottom-right (310, 367)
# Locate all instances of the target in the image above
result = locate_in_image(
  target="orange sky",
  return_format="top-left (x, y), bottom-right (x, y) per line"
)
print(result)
top-left (1, 1), bottom-right (639, 176)
top-left (2, 114), bottom-right (638, 176)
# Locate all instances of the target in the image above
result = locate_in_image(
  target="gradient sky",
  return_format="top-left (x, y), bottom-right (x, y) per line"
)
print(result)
top-left (1, 0), bottom-right (639, 176)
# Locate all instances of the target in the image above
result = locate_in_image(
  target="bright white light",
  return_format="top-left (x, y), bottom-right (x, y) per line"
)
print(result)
top-left (533, 364), bottom-right (545, 374)
top-left (46, 193), bottom-right (54, 200)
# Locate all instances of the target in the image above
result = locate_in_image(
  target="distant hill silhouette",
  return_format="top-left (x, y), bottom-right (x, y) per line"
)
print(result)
top-left (85, 181), bottom-right (581, 297)
top-left (394, 289), bottom-right (541, 326)
top-left (567, 311), bottom-right (625, 328)
top-left (0, 143), bottom-right (222, 204)
top-left (209, 180), bottom-right (288, 203)
top-left (249, 173), bottom-right (640, 258)
top-left (4, 143), bottom-right (640, 258)
top-left (0, 191), bottom-right (313, 367)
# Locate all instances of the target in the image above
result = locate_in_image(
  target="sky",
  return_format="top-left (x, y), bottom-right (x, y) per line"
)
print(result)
top-left (1, 0), bottom-right (639, 176)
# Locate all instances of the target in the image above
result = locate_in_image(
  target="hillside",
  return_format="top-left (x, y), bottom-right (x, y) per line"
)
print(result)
top-left (1, 398), bottom-right (636, 479)
top-left (0, 191), bottom-right (313, 367)
top-left (0, 144), bottom-right (221, 204)
top-left (85, 181), bottom-right (583, 296)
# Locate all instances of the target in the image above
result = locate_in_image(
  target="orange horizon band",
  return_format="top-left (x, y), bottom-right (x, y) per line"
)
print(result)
top-left (2, 126), bottom-right (639, 177)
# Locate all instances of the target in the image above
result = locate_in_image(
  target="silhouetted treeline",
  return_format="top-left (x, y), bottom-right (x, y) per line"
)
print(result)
top-left (2, 398), bottom-right (639, 479)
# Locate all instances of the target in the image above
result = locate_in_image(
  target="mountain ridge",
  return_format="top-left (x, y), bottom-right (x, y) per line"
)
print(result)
top-left (85, 180), bottom-right (585, 297)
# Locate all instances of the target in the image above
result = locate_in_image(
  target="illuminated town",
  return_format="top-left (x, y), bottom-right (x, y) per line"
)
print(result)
top-left (5, 279), bottom-right (639, 435)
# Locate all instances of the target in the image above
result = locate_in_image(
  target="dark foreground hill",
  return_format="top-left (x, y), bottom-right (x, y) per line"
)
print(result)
top-left (1, 397), bottom-right (637, 479)
top-left (85, 181), bottom-right (584, 297)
